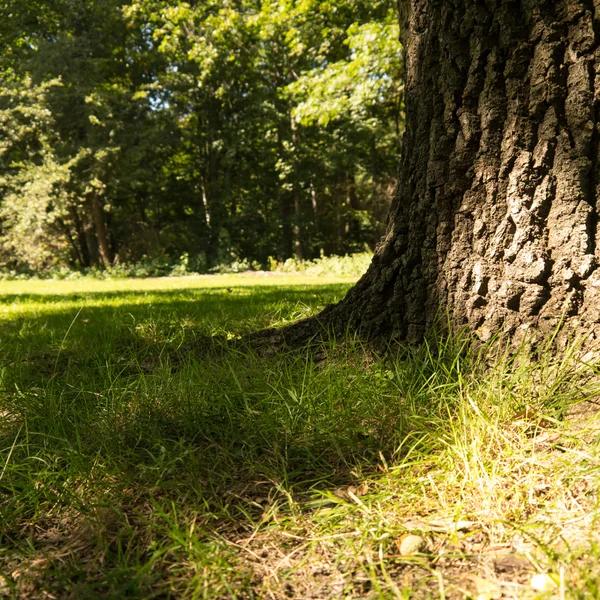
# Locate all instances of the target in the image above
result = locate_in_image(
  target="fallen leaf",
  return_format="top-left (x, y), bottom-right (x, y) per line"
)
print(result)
top-left (483, 543), bottom-right (512, 554)
top-left (514, 405), bottom-right (536, 420)
top-left (533, 431), bottom-right (561, 445)
top-left (424, 517), bottom-right (477, 532)
top-left (332, 488), bottom-right (348, 500)
top-left (0, 575), bottom-right (10, 595)
top-left (347, 482), bottom-right (369, 497)
top-left (335, 482), bottom-right (369, 501)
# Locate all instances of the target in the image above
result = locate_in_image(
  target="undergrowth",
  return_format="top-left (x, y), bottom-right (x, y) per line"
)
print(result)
top-left (0, 251), bottom-right (373, 281)
top-left (0, 275), bottom-right (599, 599)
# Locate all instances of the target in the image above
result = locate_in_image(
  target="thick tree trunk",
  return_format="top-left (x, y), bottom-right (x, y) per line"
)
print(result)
top-left (307, 0), bottom-right (600, 350)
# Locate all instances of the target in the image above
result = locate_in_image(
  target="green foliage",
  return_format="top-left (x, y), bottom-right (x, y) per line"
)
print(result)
top-left (0, 249), bottom-right (372, 280)
top-left (289, 15), bottom-right (403, 127)
top-left (1, 0), bottom-right (403, 274)
top-left (276, 250), bottom-right (373, 276)
top-left (0, 77), bottom-right (75, 270)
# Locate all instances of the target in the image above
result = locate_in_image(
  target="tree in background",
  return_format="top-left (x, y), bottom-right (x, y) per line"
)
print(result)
top-left (1, 0), bottom-right (171, 269)
top-left (0, 0), bottom-right (402, 273)
top-left (0, 78), bottom-right (76, 270)
top-left (288, 9), bottom-right (402, 257)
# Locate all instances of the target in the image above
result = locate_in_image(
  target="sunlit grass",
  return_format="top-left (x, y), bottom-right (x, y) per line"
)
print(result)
top-left (1, 275), bottom-right (599, 599)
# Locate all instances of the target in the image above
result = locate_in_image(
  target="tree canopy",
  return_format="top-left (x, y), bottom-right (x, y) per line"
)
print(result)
top-left (0, 0), bottom-right (403, 274)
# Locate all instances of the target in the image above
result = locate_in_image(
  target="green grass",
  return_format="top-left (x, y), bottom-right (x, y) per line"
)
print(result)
top-left (1, 274), bottom-right (600, 599)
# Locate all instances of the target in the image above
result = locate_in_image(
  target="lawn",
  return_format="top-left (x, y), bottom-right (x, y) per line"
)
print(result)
top-left (1, 274), bottom-right (599, 599)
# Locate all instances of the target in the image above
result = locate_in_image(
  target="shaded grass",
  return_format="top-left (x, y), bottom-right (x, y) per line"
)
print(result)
top-left (1, 275), bottom-right (600, 598)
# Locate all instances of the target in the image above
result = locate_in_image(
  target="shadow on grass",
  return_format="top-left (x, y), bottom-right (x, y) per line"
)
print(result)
top-left (0, 283), bottom-right (350, 367)
top-left (1, 282), bottom-right (418, 596)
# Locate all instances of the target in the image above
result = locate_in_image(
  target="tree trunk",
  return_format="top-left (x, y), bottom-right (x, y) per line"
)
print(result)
top-left (291, 115), bottom-right (304, 261)
top-left (83, 203), bottom-right (100, 267)
top-left (277, 122), bottom-right (294, 260)
top-left (199, 177), bottom-right (219, 269)
top-left (69, 206), bottom-right (91, 267)
top-left (91, 194), bottom-right (111, 267)
top-left (306, 0), bottom-right (600, 350)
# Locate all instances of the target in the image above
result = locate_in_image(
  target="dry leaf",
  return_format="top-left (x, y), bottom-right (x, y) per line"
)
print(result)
top-left (483, 543), bottom-right (512, 554)
top-left (532, 431), bottom-right (561, 445)
top-left (332, 488), bottom-right (348, 500)
top-left (335, 482), bottom-right (369, 500)
top-left (0, 575), bottom-right (10, 595)
top-left (347, 482), bottom-right (369, 497)
top-left (514, 404), bottom-right (536, 420)
top-left (427, 517), bottom-right (476, 532)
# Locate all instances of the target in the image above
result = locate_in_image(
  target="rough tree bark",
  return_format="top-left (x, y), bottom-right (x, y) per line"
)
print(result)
top-left (281, 0), bottom-right (600, 352)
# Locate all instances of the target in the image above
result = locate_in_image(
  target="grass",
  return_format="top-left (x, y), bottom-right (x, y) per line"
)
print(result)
top-left (1, 273), bottom-right (600, 599)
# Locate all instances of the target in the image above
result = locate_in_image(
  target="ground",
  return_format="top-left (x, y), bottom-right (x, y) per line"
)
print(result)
top-left (0, 273), bottom-right (599, 599)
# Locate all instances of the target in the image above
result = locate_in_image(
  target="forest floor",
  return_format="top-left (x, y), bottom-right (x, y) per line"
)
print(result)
top-left (0, 274), bottom-right (599, 599)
